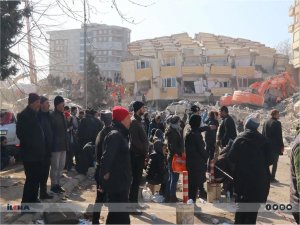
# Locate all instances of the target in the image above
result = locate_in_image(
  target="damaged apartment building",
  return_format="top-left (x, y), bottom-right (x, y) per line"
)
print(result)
top-left (121, 32), bottom-right (289, 107)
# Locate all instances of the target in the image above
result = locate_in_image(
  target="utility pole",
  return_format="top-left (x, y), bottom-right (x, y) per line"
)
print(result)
top-left (25, 0), bottom-right (37, 84)
top-left (84, 0), bottom-right (87, 108)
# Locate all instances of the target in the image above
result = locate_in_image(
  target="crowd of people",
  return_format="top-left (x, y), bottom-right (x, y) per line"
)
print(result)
top-left (2, 92), bottom-right (299, 225)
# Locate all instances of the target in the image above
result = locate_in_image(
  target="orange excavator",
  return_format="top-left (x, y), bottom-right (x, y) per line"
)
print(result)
top-left (220, 72), bottom-right (297, 107)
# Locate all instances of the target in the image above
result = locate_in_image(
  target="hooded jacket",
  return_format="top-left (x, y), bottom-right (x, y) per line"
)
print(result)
top-left (165, 125), bottom-right (184, 162)
top-left (100, 121), bottom-right (132, 194)
top-left (228, 129), bottom-right (273, 202)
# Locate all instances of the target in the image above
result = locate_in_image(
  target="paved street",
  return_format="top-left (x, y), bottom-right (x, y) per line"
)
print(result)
top-left (1, 150), bottom-right (293, 224)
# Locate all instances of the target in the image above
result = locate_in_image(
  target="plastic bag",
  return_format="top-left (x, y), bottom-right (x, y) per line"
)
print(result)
top-left (172, 154), bottom-right (186, 173)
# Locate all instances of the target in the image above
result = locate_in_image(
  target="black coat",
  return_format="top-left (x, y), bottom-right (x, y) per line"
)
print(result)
top-left (228, 129), bottom-right (273, 202)
top-left (262, 118), bottom-right (284, 155)
top-left (51, 110), bottom-right (69, 152)
top-left (184, 129), bottom-right (208, 183)
top-left (148, 119), bottom-right (165, 137)
top-left (146, 149), bottom-right (165, 185)
top-left (205, 117), bottom-right (219, 147)
top-left (38, 111), bottom-right (53, 158)
top-left (16, 106), bottom-right (46, 162)
top-left (78, 114), bottom-right (103, 148)
top-left (290, 133), bottom-right (299, 208)
top-left (95, 126), bottom-right (113, 165)
top-left (165, 126), bottom-right (184, 162)
top-left (218, 115), bottom-right (237, 147)
top-left (129, 114), bottom-right (148, 155)
top-left (100, 121), bottom-right (132, 194)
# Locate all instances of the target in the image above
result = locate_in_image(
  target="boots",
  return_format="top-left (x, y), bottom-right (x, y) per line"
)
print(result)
top-left (199, 187), bottom-right (207, 200)
top-left (40, 186), bottom-right (53, 200)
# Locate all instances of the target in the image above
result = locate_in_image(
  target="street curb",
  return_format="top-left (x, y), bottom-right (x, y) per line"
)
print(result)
top-left (6, 168), bottom-right (95, 224)
top-left (0, 164), bottom-right (23, 176)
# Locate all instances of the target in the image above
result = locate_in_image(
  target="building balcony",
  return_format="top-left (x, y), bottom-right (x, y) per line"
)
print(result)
top-left (293, 57), bottom-right (300, 68)
top-left (210, 87), bottom-right (233, 97)
top-left (293, 41), bottom-right (300, 50)
top-left (135, 68), bottom-right (152, 81)
top-left (236, 66), bottom-right (255, 77)
top-left (160, 87), bottom-right (178, 99)
top-left (182, 66), bottom-right (205, 75)
top-left (289, 24), bottom-right (294, 33)
top-left (210, 66), bottom-right (232, 75)
top-left (289, 5), bottom-right (295, 17)
top-left (160, 66), bottom-right (178, 78)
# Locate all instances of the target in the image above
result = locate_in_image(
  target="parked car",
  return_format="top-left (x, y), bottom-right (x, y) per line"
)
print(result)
top-left (0, 109), bottom-right (20, 161)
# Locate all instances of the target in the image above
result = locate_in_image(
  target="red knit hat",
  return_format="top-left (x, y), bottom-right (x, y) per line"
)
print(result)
top-left (112, 106), bottom-right (130, 122)
top-left (64, 111), bottom-right (71, 118)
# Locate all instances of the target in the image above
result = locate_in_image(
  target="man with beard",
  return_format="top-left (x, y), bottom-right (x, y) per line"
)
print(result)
top-left (129, 101), bottom-right (149, 213)
top-left (38, 96), bottom-right (54, 199)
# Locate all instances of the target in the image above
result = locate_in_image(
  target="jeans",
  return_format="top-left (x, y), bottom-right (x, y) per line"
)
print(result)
top-left (166, 163), bottom-right (179, 198)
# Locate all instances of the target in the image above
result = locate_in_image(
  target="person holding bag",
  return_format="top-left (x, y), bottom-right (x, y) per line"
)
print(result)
top-left (165, 115), bottom-right (184, 203)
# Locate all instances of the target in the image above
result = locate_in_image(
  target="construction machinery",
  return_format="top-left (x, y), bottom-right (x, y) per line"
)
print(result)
top-left (220, 72), bottom-right (297, 107)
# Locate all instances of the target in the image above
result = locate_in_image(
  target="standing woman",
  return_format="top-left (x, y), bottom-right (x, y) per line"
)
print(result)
top-left (185, 115), bottom-right (208, 202)
top-left (165, 115), bottom-right (184, 203)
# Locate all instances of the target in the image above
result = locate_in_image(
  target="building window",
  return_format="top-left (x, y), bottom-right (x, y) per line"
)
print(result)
top-left (161, 57), bottom-right (176, 67)
top-left (162, 78), bottom-right (176, 88)
top-left (136, 60), bottom-right (150, 69)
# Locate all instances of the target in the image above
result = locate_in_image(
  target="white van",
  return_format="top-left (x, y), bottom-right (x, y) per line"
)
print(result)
top-left (0, 109), bottom-right (19, 146)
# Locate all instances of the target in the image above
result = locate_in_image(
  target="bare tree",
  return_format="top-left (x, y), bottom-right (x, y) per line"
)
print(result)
top-left (275, 39), bottom-right (293, 63)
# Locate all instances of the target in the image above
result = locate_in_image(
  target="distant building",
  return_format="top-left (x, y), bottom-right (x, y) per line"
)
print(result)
top-left (48, 24), bottom-right (131, 82)
top-left (289, 0), bottom-right (300, 85)
top-left (121, 32), bottom-right (289, 106)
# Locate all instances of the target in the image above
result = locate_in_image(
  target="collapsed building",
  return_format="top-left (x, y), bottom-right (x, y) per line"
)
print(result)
top-left (121, 32), bottom-right (291, 110)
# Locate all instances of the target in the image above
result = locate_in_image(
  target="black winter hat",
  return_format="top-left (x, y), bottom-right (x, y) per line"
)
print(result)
top-left (189, 114), bottom-right (201, 129)
top-left (155, 129), bottom-right (164, 140)
top-left (133, 101), bottom-right (144, 113)
top-left (190, 105), bottom-right (200, 113)
top-left (40, 96), bottom-right (48, 104)
top-left (170, 115), bottom-right (180, 124)
top-left (54, 95), bottom-right (64, 107)
top-left (100, 110), bottom-right (112, 127)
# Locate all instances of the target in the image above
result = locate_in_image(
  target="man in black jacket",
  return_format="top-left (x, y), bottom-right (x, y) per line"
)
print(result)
top-left (218, 106), bottom-right (237, 148)
top-left (100, 106), bottom-right (132, 224)
top-left (17, 93), bottom-right (45, 204)
top-left (92, 110), bottom-right (113, 225)
top-left (262, 109), bottom-right (284, 183)
top-left (129, 101), bottom-right (149, 210)
top-left (38, 96), bottom-right (53, 199)
top-left (228, 114), bottom-right (273, 224)
top-left (78, 109), bottom-right (103, 149)
top-left (50, 96), bottom-right (69, 194)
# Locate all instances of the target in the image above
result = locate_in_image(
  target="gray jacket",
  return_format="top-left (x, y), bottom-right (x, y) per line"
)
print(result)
top-left (51, 110), bottom-right (69, 152)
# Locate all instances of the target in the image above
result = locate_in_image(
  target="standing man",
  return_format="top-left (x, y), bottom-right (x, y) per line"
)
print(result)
top-left (262, 109), bottom-right (284, 183)
top-left (217, 106), bottom-right (237, 148)
top-left (148, 114), bottom-right (165, 136)
top-left (129, 101), bottom-right (149, 211)
top-left (228, 114), bottom-right (272, 224)
top-left (217, 106), bottom-right (237, 196)
top-left (100, 106), bottom-right (132, 224)
top-left (50, 96), bottom-right (69, 194)
top-left (38, 96), bottom-right (54, 199)
top-left (16, 93), bottom-right (45, 204)
top-left (92, 110), bottom-right (113, 225)
top-left (70, 106), bottom-right (80, 166)
top-left (290, 126), bottom-right (299, 224)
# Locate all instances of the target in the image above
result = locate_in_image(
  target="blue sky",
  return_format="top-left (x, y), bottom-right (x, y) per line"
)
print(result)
top-left (17, 0), bottom-right (294, 80)
top-left (121, 0), bottom-right (293, 47)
